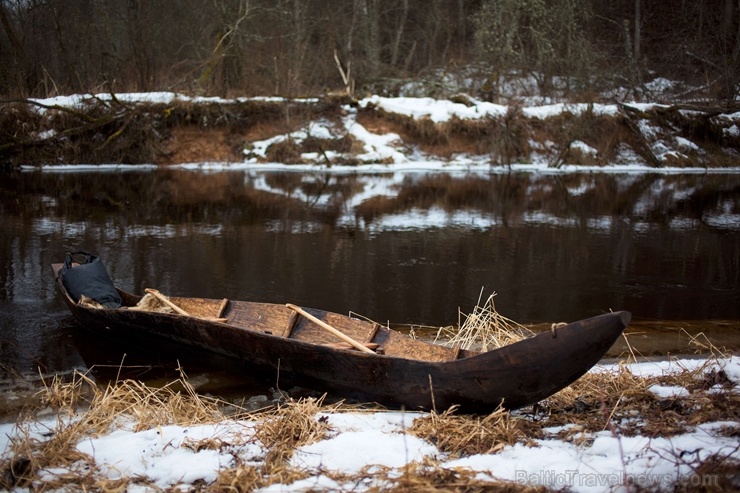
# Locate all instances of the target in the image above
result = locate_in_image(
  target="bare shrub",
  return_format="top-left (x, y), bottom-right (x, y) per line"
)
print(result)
top-left (265, 139), bottom-right (303, 163)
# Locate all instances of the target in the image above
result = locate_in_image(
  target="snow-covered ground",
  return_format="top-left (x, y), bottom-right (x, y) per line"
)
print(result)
top-left (2, 356), bottom-right (738, 492)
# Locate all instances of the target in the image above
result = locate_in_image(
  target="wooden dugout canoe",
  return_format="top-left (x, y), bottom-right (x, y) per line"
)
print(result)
top-left (52, 263), bottom-right (630, 413)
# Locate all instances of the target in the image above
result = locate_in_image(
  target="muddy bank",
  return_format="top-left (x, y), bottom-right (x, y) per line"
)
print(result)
top-left (2, 94), bottom-right (739, 169)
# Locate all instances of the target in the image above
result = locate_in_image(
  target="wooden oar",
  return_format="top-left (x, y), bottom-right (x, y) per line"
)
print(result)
top-left (145, 288), bottom-right (190, 316)
top-left (286, 303), bottom-right (376, 354)
top-left (323, 342), bottom-right (379, 351)
top-left (144, 288), bottom-right (228, 322)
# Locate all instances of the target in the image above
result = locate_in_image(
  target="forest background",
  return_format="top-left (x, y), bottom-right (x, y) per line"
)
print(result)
top-left (1, 0), bottom-right (739, 102)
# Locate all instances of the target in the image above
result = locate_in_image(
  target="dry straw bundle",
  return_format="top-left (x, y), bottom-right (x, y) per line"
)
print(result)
top-left (129, 292), bottom-right (175, 314)
top-left (435, 290), bottom-right (534, 351)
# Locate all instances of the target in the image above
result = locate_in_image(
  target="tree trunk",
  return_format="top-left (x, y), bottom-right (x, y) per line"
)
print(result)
top-left (724, 0), bottom-right (735, 43)
top-left (634, 0), bottom-right (641, 62)
top-left (426, 0), bottom-right (442, 68)
top-left (366, 0), bottom-right (381, 75)
top-left (353, 0), bottom-right (381, 76)
top-left (390, 0), bottom-right (408, 68)
top-left (127, 0), bottom-right (148, 91)
top-left (0, 3), bottom-right (30, 94)
top-left (734, 0), bottom-right (740, 65)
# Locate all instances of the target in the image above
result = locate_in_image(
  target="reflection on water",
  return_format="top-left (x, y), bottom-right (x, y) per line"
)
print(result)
top-left (1, 168), bottom-right (738, 383)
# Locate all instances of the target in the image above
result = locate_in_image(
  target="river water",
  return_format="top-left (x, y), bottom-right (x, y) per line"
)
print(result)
top-left (1, 168), bottom-right (739, 400)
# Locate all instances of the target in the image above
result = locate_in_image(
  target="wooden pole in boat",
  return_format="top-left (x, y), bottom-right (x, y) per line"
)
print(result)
top-left (285, 303), bottom-right (376, 354)
top-left (145, 288), bottom-right (191, 316)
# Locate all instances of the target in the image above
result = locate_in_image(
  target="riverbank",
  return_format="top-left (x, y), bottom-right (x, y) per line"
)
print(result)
top-left (1, 354), bottom-right (738, 492)
top-left (2, 92), bottom-right (739, 170)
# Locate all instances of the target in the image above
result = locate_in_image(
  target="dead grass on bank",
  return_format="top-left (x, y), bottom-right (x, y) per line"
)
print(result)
top-left (409, 405), bottom-right (539, 459)
top-left (356, 105), bottom-right (534, 164)
top-left (316, 462), bottom-right (550, 493)
top-left (530, 331), bottom-right (739, 440)
top-left (1, 360), bottom-right (738, 491)
top-left (1, 95), bottom-right (352, 167)
top-left (1, 318), bottom-right (738, 491)
top-left (211, 396), bottom-right (339, 491)
top-left (4, 94), bottom-right (740, 169)
top-left (0, 368), bottom-right (231, 490)
top-left (254, 396), bottom-right (334, 476)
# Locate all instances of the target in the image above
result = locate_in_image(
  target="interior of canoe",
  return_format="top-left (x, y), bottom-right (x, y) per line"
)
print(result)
top-left (169, 295), bottom-right (471, 361)
top-left (51, 261), bottom-right (472, 362)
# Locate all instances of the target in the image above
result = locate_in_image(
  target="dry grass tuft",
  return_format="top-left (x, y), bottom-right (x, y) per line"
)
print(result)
top-left (681, 328), bottom-right (733, 360)
top-left (677, 451), bottom-right (740, 492)
top-left (1, 372), bottom-right (95, 489)
top-left (536, 364), bottom-right (654, 440)
top-left (386, 461), bottom-right (549, 492)
top-left (254, 395), bottom-right (334, 474)
top-left (78, 369), bottom-right (225, 433)
top-left (435, 290), bottom-right (534, 351)
top-left (0, 368), bottom-right (233, 490)
top-left (37, 369), bottom-right (96, 412)
top-left (211, 465), bottom-right (264, 492)
top-left (410, 405), bottom-right (537, 458)
top-left (536, 356), bottom-right (740, 440)
top-left (211, 396), bottom-right (344, 490)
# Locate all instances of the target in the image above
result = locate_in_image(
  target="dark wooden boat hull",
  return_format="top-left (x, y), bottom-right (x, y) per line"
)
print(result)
top-left (53, 264), bottom-right (630, 413)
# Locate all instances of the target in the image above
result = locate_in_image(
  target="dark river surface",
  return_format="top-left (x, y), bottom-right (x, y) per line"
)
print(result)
top-left (1, 168), bottom-right (739, 403)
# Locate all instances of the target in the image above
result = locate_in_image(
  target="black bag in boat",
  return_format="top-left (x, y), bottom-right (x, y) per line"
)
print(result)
top-left (59, 251), bottom-right (122, 309)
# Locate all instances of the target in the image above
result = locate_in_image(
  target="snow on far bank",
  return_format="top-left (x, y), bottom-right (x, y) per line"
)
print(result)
top-left (27, 91), bottom-right (674, 123)
top-left (28, 92), bottom-right (316, 110)
top-left (20, 88), bottom-right (740, 172)
top-left (22, 164), bottom-right (159, 173)
top-left (23, 161), bottom-right (740, 175)
top-left (31, 92), bottom-right (623, 122)
top-left (2, 356), bottom-right (738, 492)
top-left (341, 113), bottom-right (409, 163)
top-left (360, 95), bottom-right (507, 122)
top-left (360, 95), bottom-right (650, 123)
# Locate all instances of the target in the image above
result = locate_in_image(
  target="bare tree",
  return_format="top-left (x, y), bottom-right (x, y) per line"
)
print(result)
top-left (389, 0), bottom-right (408, 68)
top-left (474, 0), bottom-right (594, 97)
top-left (1, 0), bottom-right (736, 100)
top-left (0, 1), bottom-right (30, 95)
